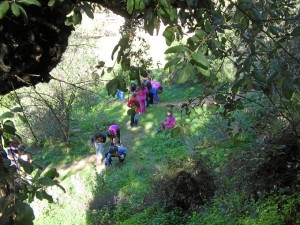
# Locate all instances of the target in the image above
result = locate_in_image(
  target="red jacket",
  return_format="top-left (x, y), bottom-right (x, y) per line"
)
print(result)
top-left (128, 97), bottom-right (141, 113)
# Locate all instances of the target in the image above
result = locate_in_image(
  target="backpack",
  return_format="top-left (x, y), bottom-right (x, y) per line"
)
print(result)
top-left (127, 108), bottom-right (136, 116)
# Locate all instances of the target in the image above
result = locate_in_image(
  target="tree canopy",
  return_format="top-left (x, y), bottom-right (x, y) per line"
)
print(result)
top-left (1, 0), bottom-right (300, 224)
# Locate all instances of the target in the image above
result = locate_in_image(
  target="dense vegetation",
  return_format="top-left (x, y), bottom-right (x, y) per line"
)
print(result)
top-left (1, 0), bottom-right (300, 224)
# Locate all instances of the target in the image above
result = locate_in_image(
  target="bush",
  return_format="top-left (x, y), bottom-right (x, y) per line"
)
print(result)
top-left (151, 156), bottom-right (216, 210)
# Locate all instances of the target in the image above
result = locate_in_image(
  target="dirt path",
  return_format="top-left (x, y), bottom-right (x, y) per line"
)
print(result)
top-left (56, 115), bottom-right (147, 175)
top-left (56, 99), bottom-right (212, 175)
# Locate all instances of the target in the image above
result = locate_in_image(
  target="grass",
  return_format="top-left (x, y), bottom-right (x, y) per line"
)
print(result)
top-left (28, 84), bottom-right (299, 225)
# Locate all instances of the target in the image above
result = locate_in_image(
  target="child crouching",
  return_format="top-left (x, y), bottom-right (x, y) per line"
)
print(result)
top-left (105, 145), bottom-right (127, 167)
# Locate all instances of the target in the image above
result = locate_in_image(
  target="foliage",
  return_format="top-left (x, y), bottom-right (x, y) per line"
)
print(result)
top-left (0, 110), bottom-right (63, 225)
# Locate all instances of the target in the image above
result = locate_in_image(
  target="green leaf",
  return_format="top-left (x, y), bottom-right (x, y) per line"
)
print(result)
top-left (18, 0), bottom-right (41, 7)
top-left (18, 159), bottom-right (34, 174)
top-left (204, 20), bottom-right (212, 32)
top-left (0, 111), bottom-right (14, 121)
top-left (163, 26), bottom-right (175, 46)
top-left (11, 106), bottom-right (22, 112)
top-left (3, 120), bottom-right (16, 135)
top-left (18, 114), bottom-right (27, 123)
top-left (18, 4), bottom-right (27, 23)
top-left (282, 75), bottom-right (295, 100)
top-left (72, 11), bottom-right (82, 25)
top-left (164, 45), bottom-right (188, 54)
top-left (38, 177), bottom-right (57, 186)
top-left (191, 52), bottom-right (209, 69)
top-left (41, 190), bottom-right (53, 203)
top-left (136, 0), bottom-right (145, 11)
top-left (291, 26), bottom-right (300, 37)
top-left (36, 190), bottom-right (43, 200)
top-left (14, 203), bottom-right (35, 225)
top-left (42, 167), bottom-right (59, 179)
top-left (48, 0), bottom-right (56, 7)
top-left (65, 16), bottom-right (73, 26)
top-left (164, 57), bottom-right (181, 70)
top-left (178, 62), bottom-right (194, 84)
top-left (111, 34), bottom-right (130, 60)
top-left (195, 29), bottom-right (206, 39)
top-left (81, 2), bottom-right (94, 19)
top-left (11, 3), bottom-right (21, 17)
top-left (0, 1), bottom-right (9, 19)
top-left (127, 0), bottom-right (135, 14)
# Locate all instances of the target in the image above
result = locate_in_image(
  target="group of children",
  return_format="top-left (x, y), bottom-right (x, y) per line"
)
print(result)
top-left (91, 78), bottom-right (176, 168)
top-left (90, 124), bottom-right (127, 167)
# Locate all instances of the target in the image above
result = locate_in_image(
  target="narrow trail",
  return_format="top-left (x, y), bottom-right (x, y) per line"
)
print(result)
top-left (56, 105), bottom-right (149, 176)
top-left (56, 99), bottom-right (213, 175)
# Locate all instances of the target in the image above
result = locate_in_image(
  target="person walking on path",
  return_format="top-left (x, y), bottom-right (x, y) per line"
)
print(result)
top-left (89, 132), bottom-right (107, 165)
top-left (127, 93), bottom-right (141, 127)
top-left (137, 83), bottom-right (148, 114)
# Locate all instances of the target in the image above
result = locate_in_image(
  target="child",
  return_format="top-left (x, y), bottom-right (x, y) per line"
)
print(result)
top-left (105, 145), bottom-right (127, 167)
top-left (161, 110), bottom-right (176, 130)
top-left (127, 93), bottom-right (141, 127)
top-left (115, 89), bottom-right (126, 102)
top-left (137, 83), bottom-right (148, 114)
top-left (107, 124), bottom-right (121, 146)
top-left (90, 132), bottom-right (107, 165)
top-left (130, 82), bottom-right (137, 93)
top-left (150, 81), bottom-right (163, 103)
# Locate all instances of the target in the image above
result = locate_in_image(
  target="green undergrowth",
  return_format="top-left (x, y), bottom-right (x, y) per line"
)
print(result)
top-left (30, 85), bottom-right (300, 225)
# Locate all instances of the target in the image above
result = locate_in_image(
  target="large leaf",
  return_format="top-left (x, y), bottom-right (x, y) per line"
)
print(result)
top-left (18, 159), bottom-right (34, 174)
top-left (195, 29), bottom-right (206, 39)
top-left (0, 1), bottom-right (10, 19)
top-left (18, 4), bottom-right (27, 23)
top-left (191, 52), bottom-right (209, 69)
top-left (37, 177), bottom-right (58, 186)
top-left (164, 57), bottom-right (181, 70)
top-left (41, 167), bottom-right (59, 179)
top-left (48, 0), bottom-right (56, 7)
top-left (18, 0), bottom-right (41, 7)
top-left (135, 0), bottom-right (145, 11)
top-left (127, 0), bottom-right (135, 14)
top-left (11, 3), bottom-right (21, 17)
top-left (72, 11), bottom-right (82, 25)
top-left (3, 120), bottom-right (16, 135)
top-left (0, 111), bottom-right (14, 121)
top-left (81, 2), bottom-right (94, 19)
top-left (111, 34), bottom-right (130, 60)
top-left (41, 190), bottom-right (53, 203)
top-left (178, 62), bottom-right (194, 84)
top-left (163, 26), bottom-right (175, 46)
top-left (164, 45), bottom-right (188, 54)
top-left (11, 106), bottom-right (22, 112)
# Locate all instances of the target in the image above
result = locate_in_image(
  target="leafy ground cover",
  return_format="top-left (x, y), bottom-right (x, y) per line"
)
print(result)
top-left (30, 85), bottom-right (300, 225)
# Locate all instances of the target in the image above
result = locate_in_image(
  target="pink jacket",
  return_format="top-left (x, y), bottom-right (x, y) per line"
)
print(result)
top-left (138, 87), bottom-right (148, 100)
top-left (165, 116), bottom-right (175, 128)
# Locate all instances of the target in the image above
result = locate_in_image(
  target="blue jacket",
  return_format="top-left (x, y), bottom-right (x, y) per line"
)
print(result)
top-left (105, 146), bottom-right (127, 165)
